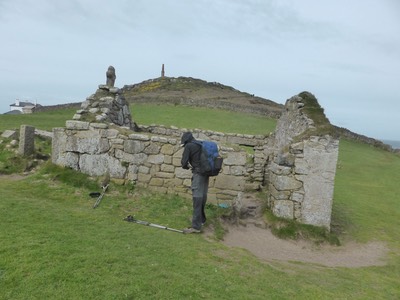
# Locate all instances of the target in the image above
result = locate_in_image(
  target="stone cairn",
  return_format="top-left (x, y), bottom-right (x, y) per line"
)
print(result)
top-left (72, 66), bottom-right (137, 130)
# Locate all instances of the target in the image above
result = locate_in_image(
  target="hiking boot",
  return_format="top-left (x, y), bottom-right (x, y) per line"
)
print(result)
top-left (183, 227), bottom-right (201, 234)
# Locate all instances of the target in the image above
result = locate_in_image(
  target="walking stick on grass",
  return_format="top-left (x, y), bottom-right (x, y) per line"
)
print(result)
top-left (124, 215), bottom-right (184, 233)
top-left (93, 184), bottom-right (109, 209)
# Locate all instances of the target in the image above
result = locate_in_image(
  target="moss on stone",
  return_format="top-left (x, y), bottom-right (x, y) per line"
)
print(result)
top-left (297, 91), bottom-right (338, 139)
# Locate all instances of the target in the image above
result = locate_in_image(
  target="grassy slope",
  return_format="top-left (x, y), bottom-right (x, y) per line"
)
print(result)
top-left (0, 107), bottom-right (400, 298)
top-left (333, 140), bottom-right (400, 245)
top-left (0, 109), bottom-right (77, 131)
top-left (0, 105), bottom-right (276, 136)
top-left (133, 103), bottom-right (276, 135)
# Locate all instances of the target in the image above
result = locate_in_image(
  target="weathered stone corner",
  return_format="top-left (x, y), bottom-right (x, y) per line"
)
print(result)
top-left (267, 92), bottom-right (339, 229)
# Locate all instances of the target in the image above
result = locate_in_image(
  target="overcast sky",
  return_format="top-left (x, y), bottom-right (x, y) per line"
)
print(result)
top-left (0, 0), bottom-right (399, 140)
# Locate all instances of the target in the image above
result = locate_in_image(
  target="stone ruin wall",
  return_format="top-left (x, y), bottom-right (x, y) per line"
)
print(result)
top-left (265, 95), bottom-right (339, 229)
top-left (52, 121), bottom-right (267, 202)
top-left (51, 77), bottom-right (339, 228)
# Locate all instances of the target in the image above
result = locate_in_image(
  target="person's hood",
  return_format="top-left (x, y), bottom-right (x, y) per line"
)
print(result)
top-left (180, 132), bottom-right (194, 147)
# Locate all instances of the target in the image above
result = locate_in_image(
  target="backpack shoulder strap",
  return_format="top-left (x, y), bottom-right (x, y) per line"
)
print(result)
top-left (191, 140), bottom-right (203, 147)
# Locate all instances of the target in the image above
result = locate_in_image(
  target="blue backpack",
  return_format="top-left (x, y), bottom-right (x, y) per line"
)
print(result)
top-left (193, 140), bottom-right (223, 176)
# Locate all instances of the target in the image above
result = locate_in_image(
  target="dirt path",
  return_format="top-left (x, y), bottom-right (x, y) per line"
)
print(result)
top-left (222, 224), bottom-right (388, 268)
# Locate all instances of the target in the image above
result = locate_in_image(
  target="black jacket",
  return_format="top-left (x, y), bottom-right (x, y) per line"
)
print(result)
top-left (181, 141), bottom-right (202, 172)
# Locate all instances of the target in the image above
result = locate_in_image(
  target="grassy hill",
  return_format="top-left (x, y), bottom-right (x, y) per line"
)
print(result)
top-left (121, 76), bottom-right (284, 118)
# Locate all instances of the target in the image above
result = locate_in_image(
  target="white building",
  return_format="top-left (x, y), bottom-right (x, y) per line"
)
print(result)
top-left (9, 99), bottom-right (38, 114)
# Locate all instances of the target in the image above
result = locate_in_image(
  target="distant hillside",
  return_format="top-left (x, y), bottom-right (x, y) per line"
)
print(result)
top-left (29, 76), bottom-right (395, 152)
top-left (121, 76), bottom-right (284, 118)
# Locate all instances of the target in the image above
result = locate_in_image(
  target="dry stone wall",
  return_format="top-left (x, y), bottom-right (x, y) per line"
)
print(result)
top-left (52, 121), bottom-right (267, 202)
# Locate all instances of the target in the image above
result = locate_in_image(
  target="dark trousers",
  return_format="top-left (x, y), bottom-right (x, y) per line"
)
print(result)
top-left (191, 173), bottom-right (209, 230)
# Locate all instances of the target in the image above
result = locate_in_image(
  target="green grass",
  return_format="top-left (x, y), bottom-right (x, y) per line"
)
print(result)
top-left (332, 139), bottom-right (400, 244)
top-left (0, 109), bottom-right (77, 131)
top-left (0, 105), bottom-right (276, 136)
top-left (264, 210), bottom-right (341, 246)
top-left (0, 136), bottom-right (52, 174)
top-left (133, 103), bottom-right (276, 135)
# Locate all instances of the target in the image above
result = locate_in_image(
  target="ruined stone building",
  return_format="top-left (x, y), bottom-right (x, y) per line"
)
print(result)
top-left (52, 71), bottom-right (339, 229)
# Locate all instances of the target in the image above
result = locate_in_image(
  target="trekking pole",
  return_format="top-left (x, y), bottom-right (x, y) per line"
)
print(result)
top-left (93, 184), bottom-right (109, 209)
top-left (124, 215), bottom-right (184, 234)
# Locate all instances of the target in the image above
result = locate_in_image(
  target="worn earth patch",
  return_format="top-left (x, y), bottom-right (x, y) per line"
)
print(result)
top-left (222, 224), bottom-right (388, 268)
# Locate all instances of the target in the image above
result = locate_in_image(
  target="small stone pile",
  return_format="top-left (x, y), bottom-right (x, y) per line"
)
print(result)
top-left (72, 85), bottom-right (137, 130)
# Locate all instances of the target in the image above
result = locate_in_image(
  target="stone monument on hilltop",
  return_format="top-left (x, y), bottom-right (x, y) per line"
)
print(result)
top-left (161, 64), bottom-right (165, 78)
top-left (106, 66), bottom-right (116, 87)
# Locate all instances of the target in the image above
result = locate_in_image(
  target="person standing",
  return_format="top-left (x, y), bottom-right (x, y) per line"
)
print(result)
top-left (180, 132), bottom-right (209, 234)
